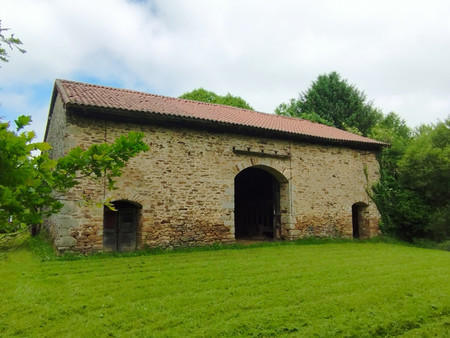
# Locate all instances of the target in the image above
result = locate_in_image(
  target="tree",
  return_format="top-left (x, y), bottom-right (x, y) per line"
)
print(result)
top-left (398, 118), bottom-right (450, 241)
top-left (179, 88), bottom-right (254, 110)
top-left (276, 72), bottom-right (382, 135)
top-left (369, 113), bottom-right (415, 238)
top-left (275, 98), bottom-right (333, 126)
top-left (0, 20), bottom-right (26, 64)
top-left (0, 21), bottom-right (149, 245)
top-left (371, 114), bottom-right (450, 242)
top-left (370, 112), bottom-right (412, 174)
top-left (0, 116), bottom-right (149, 243)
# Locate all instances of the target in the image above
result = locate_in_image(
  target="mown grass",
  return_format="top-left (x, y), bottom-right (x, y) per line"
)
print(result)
top-left (1, 236), bottom-right (449, 337)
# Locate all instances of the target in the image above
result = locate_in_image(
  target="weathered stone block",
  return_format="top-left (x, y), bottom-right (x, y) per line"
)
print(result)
top-left (55, 236), bottom-right (77, 248)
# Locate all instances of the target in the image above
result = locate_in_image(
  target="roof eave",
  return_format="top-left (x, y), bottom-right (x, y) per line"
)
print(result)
top-left (65, 103), bottom-right (387, 150)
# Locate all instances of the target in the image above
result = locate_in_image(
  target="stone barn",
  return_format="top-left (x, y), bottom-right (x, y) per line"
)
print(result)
top-left (44, 79), bottom-right (385, 253)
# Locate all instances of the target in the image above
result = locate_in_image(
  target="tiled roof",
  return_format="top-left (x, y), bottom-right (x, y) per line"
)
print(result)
top-left (54, 79), bottom-right (386, 148)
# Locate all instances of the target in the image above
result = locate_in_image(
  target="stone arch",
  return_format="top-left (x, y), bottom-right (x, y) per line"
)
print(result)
top-left (232, 160), bottom-right (292, 241)
top-left (105, 191), bottom-right (146, 207)
top-left (251, 164), bottom-right (289, 183)
top-left (352, 202), bottom-right (369, 239)
top-left (232, 157), bottom-right (291, 181)
top-left (103, 199), bottom-right (143, 252)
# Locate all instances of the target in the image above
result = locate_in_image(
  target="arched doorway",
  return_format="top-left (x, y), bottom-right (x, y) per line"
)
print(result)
top-left (352, 202), bottom-right (367, 239)
top-left (234, 167), bottom-right (281, 240)
top-left (103, 200), bottom-right (140, 252)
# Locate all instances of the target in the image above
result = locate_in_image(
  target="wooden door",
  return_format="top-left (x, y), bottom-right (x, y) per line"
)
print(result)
top-left (103, 207), bottom-right (118, 252)
top-left (117, 208), bottom-right (137, 252)
top-left (103, 204), bottom-right (137, 252)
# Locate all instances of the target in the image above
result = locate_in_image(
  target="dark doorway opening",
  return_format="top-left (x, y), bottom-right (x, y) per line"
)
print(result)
top-left (352, 203), bottom-right (368, 239)
top-left (235, 167), bottom-right (280, 240)
top-left (352, 204), bottom-right (360, 239)
top-left (103, 201), bottom-right (139, 252)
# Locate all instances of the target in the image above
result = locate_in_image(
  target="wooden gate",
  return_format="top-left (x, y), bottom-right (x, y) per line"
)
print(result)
top-left (235, 167), bottom-right (281, 240)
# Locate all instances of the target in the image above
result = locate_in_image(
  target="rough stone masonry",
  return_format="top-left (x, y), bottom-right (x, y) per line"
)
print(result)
top-left (44, 80), bottom-right (384, 253)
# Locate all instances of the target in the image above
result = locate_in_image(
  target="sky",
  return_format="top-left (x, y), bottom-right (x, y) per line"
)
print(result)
top-left (1, 0), bottom-right (449, 141)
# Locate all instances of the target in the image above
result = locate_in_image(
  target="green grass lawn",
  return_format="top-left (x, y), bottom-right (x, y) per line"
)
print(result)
top-left (1, 239), bottom-right (449, 337)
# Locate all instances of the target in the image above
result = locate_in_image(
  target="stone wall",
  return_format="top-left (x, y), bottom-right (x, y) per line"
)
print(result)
top-left (45, 93), bottom-right (381, 253)
top-left (44, 95), bottom-right (70, 248)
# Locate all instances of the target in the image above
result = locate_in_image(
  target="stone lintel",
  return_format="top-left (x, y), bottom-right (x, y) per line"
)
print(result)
top-left (233, 147), bottom-right (291, 159)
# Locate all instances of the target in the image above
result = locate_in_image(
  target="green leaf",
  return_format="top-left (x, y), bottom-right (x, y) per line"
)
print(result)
top-left (14, 115), bottom-right (31, 131)
top-left (33, 142), bottom-right (52, 151)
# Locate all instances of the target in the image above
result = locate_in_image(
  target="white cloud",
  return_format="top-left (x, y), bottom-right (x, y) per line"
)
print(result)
top-left (1, 0), bottom-right (449, 140)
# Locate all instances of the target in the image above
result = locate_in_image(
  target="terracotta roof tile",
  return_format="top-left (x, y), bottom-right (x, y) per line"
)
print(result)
top-left (54, 79), bottom-right (386, 147)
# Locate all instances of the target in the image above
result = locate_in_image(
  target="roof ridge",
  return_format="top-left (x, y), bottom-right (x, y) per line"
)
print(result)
top-left (57, 79), bottom-right (337, 129)
top-left (58, 78), bottom-right (261, 113)
top-left (58, 78), bottom-right (168, 100)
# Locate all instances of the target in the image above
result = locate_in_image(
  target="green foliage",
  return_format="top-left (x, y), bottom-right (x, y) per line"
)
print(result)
top-left (179, 88), bottom-right (254, 110)
top-left (1, 242), bottom-right (449, 336)
top-left (0, 116), bottom-right (149, 239)
top-left (276, 76), bottom-right (450, 241)
top-left (370, 112), bottom-right (412, 173)
top-left (0, 118), bottom-right (60, 234)
top-left (276, 72), bottom-right (382, 135)
top-left (371, 115), bottom-right (450, 242)
top-left (274, 97), bottom-right (301, 117)
top-left (275, 100), bottom-right (334, 126)
top-left (398, 118), bottom-right (450, 240)
top-left (26, 231), bottom-right (57, 260)
top-left (0, 20), bottom-right (26, 64)
top-left (55, 131), bottom-right (149, 192)
top-left (399, 120), bottom-right (450, 203)
top-left (370, 114), bottom-right (421, 240)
